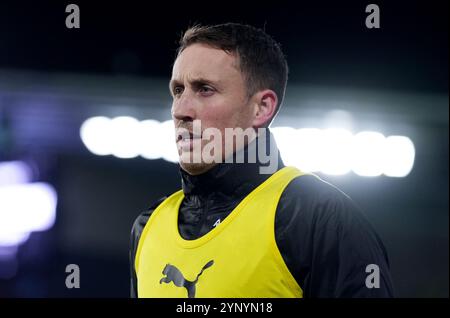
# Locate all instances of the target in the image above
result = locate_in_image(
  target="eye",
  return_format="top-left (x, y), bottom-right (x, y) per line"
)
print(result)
top-left (173, 86), bottom-right (184, 96)
top-left (199, 85), bottom-right (214, 96)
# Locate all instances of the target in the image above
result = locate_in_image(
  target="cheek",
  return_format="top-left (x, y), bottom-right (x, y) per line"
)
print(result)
top-left (198, 110), bottom-right (224, 129)
top-left (198, 96), bottom-right (251, 130)
top-left (198, 102), bottom-right (233, 127)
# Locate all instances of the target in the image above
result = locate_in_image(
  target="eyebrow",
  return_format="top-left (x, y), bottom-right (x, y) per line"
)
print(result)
top-left (169, 77), bottom-right (220, 93)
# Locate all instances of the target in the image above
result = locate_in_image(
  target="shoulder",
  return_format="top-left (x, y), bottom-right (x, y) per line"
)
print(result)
top-left (277, 173), bottom-right (385, 248)
top-left (285, 173), bottom-right (352, 203)
top-left (279, 174), bottom-right (360, 223)
top-left (277, 172), bottom-right (389, 261)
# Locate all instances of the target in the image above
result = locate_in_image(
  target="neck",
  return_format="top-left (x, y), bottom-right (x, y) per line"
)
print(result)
top-left (179, 129), bottom-right (284, 197)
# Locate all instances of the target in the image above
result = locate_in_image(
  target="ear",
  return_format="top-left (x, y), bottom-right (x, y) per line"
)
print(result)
top-left (251, 89), bottom-right (278, 128)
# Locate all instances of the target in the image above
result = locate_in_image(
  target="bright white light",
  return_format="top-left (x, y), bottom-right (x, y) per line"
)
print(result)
top-left (272, 127), bottom-right (299, 167)
top-left (79, 116), bottom-right (415, 177)
top-left (139, 119), bottom-right (163, 160)
top-left (382, 136), bottom-right (415, 177)
top-left (159, 120), bottom-right (179, 163)
top-left (80, 116), bottom-right (113, 156)
top-left (80, 117), bottom-right (179, 163)
top-left (266, 127), bottom-right (415, 177)
top-left (0, 161), bottom-right (32, 186)
top-left (0, 183), bottom-right (57, 246)
top-left (0, 232), bottom-right (30, 247)
top-left (351, 131), bottom-right (386, 177)
top-left (320, 129), bottom-right (353, 175)
top-left (109, 116), bottom-right (141, 159)
top-left (296, 128), bottom-right (324, 172)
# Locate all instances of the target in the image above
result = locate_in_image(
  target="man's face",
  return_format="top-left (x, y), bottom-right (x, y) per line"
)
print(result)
top-left (170, 43), bottom-right (256, 175)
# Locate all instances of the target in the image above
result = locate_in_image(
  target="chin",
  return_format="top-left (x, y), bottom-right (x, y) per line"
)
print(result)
top-left (179, 161), bottom-right (217, 176)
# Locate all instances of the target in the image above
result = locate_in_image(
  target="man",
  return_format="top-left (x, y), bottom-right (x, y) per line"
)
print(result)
top-left (130, 23), bottom-right (394, 298)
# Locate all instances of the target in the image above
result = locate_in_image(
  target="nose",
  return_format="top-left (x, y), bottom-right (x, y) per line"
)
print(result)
top-left (171, 91), bottom-right (197, 122)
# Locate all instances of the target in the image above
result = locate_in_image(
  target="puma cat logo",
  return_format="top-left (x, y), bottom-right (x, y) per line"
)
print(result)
top-left (159, 260), bottom-right (214, 298)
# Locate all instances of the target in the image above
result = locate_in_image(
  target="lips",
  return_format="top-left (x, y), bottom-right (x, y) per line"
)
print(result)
top-left (176, 131), bottom-right (202, 142)
top-left (176, 130), bottom-right (202, 152)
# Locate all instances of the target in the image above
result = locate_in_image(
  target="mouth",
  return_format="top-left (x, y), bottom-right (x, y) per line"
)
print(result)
top-left (176, 131), bottom-right (202, 142)
top-left (176, 130), bottom-right (202, 151)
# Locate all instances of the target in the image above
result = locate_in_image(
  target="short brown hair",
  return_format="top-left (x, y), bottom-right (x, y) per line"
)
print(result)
top-left (176, 23), bottom-right (288, 121)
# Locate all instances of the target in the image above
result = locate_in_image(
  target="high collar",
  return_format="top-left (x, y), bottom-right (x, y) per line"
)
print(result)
top-left (180, 129), bottom-right (284, 197)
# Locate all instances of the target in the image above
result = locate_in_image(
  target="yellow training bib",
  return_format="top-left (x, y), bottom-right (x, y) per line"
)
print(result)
top-left (135, 166), bottom-right (306, 298)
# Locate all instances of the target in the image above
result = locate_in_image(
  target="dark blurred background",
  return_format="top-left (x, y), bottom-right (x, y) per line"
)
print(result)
top-left (0, 0), bottom-right (448, 297)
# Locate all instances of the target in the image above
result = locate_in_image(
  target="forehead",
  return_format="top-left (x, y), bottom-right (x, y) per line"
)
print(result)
top-left (171, 44), bottom-right (240, 82)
